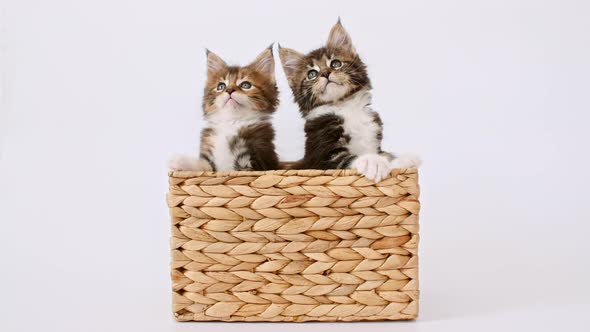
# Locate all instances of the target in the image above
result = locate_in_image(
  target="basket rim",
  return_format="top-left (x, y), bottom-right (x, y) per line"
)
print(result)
top-left (168, 167), bottom-right (418, 178)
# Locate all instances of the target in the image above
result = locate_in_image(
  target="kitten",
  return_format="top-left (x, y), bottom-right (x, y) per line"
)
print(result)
top-left (279, 20), bottom-right (420, 182)
top-left (169, 47), bottom-right (280, 172)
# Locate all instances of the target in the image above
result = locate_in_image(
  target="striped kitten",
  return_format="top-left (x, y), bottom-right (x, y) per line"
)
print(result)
top-left (169, 47), bottom-right (279, 172)
top-left (279, 20), bottom-right (420, 182)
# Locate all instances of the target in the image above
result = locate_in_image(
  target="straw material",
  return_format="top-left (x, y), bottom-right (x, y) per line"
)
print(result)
top-left (167, 168), bottom-right (420, 322)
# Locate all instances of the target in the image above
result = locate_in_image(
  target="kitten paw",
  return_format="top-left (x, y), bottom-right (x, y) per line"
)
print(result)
top-left (168, 154), bottom-right (212, 171)
top-left (390, 153), bottom-right (422, 169)
top-left (352, 154), bottom-right (392, 182)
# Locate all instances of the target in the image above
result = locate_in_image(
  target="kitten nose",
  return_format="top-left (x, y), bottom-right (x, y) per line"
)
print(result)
top-left (320, 72), bottom-right (330, 78)
top-left (226, 88), bottom-right (235, 95)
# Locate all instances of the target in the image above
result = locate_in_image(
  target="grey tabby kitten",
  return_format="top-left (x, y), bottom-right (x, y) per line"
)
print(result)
top-left (279, 20), bottom-right (420, 182)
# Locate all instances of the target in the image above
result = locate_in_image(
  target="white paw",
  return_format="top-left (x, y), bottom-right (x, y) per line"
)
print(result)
top-left (352, 154), bottom-right (392, 183)
top-left (168, 154), bottom-right (212, 171)
top-left (390, 153), bottom-right (422, 169)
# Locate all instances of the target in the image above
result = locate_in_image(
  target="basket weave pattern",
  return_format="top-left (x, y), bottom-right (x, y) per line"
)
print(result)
top-left (167, 168), bottom-right (420, 322)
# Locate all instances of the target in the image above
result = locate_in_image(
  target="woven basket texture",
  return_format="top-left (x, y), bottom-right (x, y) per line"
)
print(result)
top-left (167, 168), bottom-right (420, 322)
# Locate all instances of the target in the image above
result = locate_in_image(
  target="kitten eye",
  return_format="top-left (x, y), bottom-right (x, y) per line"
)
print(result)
top-left (239, 81), bottom-right (252, 89)
top-left (307, 70), bottom-right (318, 80)
top-left (216, 82), bottom-right (226, 91)
top-left (330, 59), bottom-right (342, 69)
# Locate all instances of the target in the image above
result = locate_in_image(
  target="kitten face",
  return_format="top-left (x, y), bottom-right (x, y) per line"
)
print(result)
top-left (279, 21), bottom-right (370, 115)
top-left (203, 47), bottom-right (278, 116)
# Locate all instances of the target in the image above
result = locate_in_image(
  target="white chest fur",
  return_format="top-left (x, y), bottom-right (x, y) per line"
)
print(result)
top-left (209, 124), bottom-right (238, 171)
top-left (306, 90), bottom-right (381, 156)
top-left (206, 108), bottom-right (264, 171)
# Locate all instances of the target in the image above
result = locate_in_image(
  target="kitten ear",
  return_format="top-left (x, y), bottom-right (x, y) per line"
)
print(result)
top-left (279, 45), bottom-right (305, 82)
top-left (326, 19), bottom-right (356, 55)
top-left (249, 46), bottom-right (275, 81)
top-left (206, 49), bottom-right (227, 76)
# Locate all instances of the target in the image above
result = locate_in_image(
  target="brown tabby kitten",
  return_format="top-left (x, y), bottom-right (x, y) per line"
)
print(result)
top-left (279, 20), bottom-right (420, 182)
top-left (169, 47), bottom-right (279, 172)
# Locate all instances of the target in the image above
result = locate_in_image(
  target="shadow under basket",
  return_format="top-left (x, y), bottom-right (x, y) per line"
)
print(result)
top-left (167, 168), bottom-right (420, 322)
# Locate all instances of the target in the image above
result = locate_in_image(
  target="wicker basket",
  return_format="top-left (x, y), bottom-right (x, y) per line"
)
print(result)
top-left (167, 168), bottom-right (420, 322)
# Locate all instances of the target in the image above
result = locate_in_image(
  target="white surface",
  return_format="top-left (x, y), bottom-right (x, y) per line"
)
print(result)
top-left (1, 0), bottom-right (590, 331)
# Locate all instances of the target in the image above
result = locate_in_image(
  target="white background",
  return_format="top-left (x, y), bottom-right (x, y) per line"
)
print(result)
top-left (1, 0), bottom-right (589, 331)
